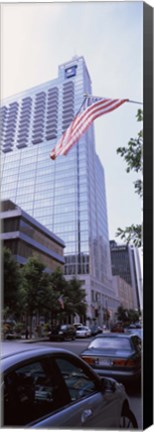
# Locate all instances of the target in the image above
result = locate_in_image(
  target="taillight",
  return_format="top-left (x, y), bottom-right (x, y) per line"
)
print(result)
top-left (81, 356), bottom-right (95, 366)
top-left (113, 358), bottom-right (137, 367)
top-left (126, 358), bottom-right (137, 367)
top-left (113, 359), bottom-right (127, 367)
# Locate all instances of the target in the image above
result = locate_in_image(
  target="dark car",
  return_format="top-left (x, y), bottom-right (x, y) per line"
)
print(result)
top-left (1, 345), bottom-right (138, 428)
top-left (111, 322), bottom-right (124, 333)
top-left (49, 324), bottom-right (76, 341)
top-left (81, 333), bottom-right (141, 384)
top-left (91, 325), bottom-right (103, 336)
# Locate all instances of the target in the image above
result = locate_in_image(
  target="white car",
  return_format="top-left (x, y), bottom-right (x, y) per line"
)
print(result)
top-left (76, 325), bottom-right (91, 338)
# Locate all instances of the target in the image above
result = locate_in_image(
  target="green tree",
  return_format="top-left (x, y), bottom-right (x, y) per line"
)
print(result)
top-left (49, 269), bottom-right (87, 324)
top-left (116, 305), bottom-right (128, 323)
top-left (49, 267), bottom-right (67, 323)
top-left (116, 305), bottom-right (140, 325)
top-left (116, 109), bottom-right (143, 247)
top-left (65, 278), bottom-right (87, 321)
top-left (3, 247), bottom-right (22, 318)
top-left (21, 255), bottom-right (51, 336)
top-left (127, 309), bottom-right (140, 323)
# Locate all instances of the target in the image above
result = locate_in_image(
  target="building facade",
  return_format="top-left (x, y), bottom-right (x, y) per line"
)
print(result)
top-left (112, 275), bottom-right (134, 311)
top-left (0, 200), bottom-right (65, 272)
top-left (1, 56), bottom-right (119, 323)
top-left (110, 240), bottom-right (142, 312)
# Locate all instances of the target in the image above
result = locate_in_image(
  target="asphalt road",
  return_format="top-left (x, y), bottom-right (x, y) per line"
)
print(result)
top-left (2, 338), bottom-right (142, 429)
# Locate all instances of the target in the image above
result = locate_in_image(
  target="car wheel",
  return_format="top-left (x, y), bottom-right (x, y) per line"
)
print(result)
top-left (120, 406), bottom-right (138, 429)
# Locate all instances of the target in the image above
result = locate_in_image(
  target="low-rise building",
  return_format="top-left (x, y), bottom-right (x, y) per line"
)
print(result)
top-left (0, 200), bottom-right (65, 272)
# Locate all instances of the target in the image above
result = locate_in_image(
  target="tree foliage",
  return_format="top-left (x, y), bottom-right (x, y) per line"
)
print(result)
top-left (21, 255), bottom-right (51, 314)
top-left (49, 268), bottom-right (87, 322)
top-left (3, 250), bottom-right (87, 332)
top-left (116, 304), bottom-right (140, 324)
top-left (116, 109), bottom-right (143, 247)
top-left (3, 247), bottom-right (22, 317)
top-left (64, 278), bottom-right (87, 318)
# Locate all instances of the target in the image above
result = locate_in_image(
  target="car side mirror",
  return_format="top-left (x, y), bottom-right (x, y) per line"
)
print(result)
top-left (101, 378), bottom-right (116, 395)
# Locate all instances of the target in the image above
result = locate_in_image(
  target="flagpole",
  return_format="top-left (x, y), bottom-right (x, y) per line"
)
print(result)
top-left (84, 93), bottom-right (143, 106)
top-left (128, 100), bottom-right (143, 105)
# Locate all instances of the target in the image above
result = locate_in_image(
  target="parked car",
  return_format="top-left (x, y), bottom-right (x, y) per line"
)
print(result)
top-left (111, 322), bottom-right (124, 333)
top-left (49, 324), bottom-right (76, 341)
top-left (91, 325), bottom-right (103, 336)
top-left (129, 323), bottom-right (141, 329)
top-left (81, 333), bottom-right (141, 384)
top-left (124, 327), bottom-right (143, 340)
top-left (73, 323), bottom-right (84, 329)
top-left (76, 325), bottom-right (91, 338)
top-left (1, 346), bottom-right (138, 428)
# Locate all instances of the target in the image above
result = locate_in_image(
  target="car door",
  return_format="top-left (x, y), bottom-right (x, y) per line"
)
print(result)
top-left (34, 354), bottom-right (122, 429)
top-left (3, 356), bottom-right (67, 427)
top-left (2, 353), bottom-right (122, 429)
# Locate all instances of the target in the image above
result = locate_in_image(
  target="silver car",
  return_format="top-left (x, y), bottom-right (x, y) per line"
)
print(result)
top-left (1, 346), bottom-right (138, 428)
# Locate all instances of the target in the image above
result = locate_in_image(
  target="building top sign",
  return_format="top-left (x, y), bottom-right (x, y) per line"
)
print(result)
top-left (65, 65), bottom-right (77, 78)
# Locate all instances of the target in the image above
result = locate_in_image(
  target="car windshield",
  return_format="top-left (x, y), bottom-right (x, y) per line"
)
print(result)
top-left (61, 325), bottom-right (67, 330)
top-left (89, 337), bottom-right (131, 351)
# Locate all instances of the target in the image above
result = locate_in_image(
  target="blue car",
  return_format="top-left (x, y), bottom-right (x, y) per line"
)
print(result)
top-left (1, 345), bottom-right (138, 428)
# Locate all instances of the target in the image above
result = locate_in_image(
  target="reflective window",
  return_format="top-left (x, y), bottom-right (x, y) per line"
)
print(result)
top-left (3, 358), bottom-right (69, 427)
top-left (89, 337), bottom-right (132, 351)
top-left (56, 357), bottom-right (96, 402)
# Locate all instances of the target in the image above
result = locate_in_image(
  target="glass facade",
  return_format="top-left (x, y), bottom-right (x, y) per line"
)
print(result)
top-left (1, 56), bottom-right (117, 322)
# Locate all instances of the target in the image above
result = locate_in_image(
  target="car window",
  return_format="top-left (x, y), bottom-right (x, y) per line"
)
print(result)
top-left (3, 357), bottom-right (70, 427)
top-left (60, 325), bottom-right (65, 330)
top-left (55, 357), bottom-right (97, 402)
top-left (89, 337), bottom-right (132, 350)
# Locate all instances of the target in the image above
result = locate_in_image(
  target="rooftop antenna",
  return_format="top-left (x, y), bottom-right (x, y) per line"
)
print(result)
top-left (72, 49), bottom-right (78, 60)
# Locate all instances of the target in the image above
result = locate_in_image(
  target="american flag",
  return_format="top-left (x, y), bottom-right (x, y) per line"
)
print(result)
top-left (50, 95), bottom-right (128, 160)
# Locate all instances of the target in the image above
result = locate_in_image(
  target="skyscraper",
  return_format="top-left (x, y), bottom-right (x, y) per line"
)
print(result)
top-left (1, 56), bottom-right (119, 323)
top-left (110, 240), bottom-right (142, 312)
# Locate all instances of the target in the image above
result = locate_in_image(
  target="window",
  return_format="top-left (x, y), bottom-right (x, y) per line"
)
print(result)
top-left (89, 337), bottom-right (132, 351)
top-left (55, 357), bottom-right (97, 402)
top-left (3, 357), bottom-right (69, 427)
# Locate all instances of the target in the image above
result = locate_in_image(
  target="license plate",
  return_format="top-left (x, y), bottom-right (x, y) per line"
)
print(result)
top-left (96, 358), bottom-right (111, 366)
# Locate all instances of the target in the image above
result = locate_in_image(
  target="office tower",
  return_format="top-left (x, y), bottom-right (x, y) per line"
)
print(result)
top-left (110, 240), bottom-right (142, 312)
top-left (1, 56), bottom-right (119, 323)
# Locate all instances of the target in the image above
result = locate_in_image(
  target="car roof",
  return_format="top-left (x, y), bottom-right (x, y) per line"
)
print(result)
top-left (1, 346), bottom-right (79, 373)
top-left (93, 333), bottom-right (134, 339)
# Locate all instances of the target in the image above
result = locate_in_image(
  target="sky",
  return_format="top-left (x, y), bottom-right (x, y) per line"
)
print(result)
top-left (1, 1), bottom-right (144, 245)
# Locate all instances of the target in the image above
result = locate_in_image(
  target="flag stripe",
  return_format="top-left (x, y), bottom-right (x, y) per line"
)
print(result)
top-left (50, 96), bottom-right (128, 159)
top-left (62, 99), bottom-right (127, 156)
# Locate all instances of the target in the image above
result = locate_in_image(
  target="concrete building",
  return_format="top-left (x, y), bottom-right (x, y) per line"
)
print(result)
top-left (0, 200), bottom-right (65, 272)
top-left (112, 275), bottom-right (134, 311)
top-left (110, 240), bottom-right (142, 312)
top-left (1, 56), bottom-right (119, 323)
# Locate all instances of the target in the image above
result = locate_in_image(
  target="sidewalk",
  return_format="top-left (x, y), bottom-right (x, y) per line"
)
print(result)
top-left (19, 336), bottom-right (49, 343)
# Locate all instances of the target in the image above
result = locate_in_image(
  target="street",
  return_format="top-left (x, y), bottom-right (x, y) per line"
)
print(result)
top-left (2, 338), bottom-right (142, 429)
